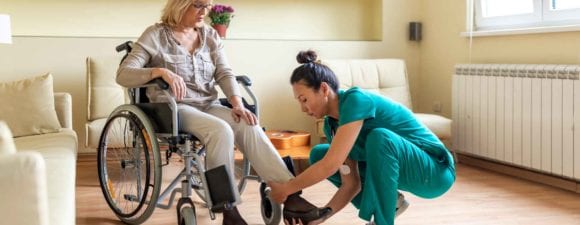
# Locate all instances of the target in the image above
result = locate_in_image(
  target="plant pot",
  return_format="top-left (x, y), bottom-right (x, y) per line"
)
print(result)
top-left (212, 24), bottom-right (227, 38)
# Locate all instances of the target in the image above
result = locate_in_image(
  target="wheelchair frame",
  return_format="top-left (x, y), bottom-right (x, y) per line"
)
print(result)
top-left (96, 41), bottom-right (281, 225)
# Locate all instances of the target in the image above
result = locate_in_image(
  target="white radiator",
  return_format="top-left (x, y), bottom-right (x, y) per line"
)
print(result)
top-left (452, 64), bottom-right (580, 180)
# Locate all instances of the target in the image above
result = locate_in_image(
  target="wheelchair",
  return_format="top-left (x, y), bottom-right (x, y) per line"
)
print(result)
top-left (97, 41), bottom-right (289, 225)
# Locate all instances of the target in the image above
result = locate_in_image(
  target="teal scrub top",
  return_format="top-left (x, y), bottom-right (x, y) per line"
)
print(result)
top-left (323, 87), bottom-right (448, 161)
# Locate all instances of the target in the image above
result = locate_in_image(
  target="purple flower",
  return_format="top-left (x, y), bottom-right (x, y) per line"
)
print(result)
top-left (211, 4), bottom-right (234, 14)
top-left (209, 4), bottom-right (235, 26)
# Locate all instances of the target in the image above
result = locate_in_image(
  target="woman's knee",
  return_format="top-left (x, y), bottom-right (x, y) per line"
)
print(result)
top-left (208, 119), bottom-right (234, 140)
top-left (366, 128), bottom-right (400, 156)
top-left (309, 144), bottom-right (330, 165)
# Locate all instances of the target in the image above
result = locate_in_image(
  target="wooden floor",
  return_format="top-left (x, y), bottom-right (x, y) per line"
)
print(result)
top-left (77, 159), bottom-right (580, 225)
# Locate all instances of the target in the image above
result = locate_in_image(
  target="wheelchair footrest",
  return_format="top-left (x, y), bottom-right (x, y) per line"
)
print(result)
top-left (205, 165), bottom-right (236, 212)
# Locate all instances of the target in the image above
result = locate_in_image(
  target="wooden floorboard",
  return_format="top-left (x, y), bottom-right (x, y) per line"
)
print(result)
top-left (77, 159), bottom-right (580, 225)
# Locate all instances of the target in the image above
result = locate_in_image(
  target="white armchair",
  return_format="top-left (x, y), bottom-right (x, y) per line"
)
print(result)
top-left (85, 56), bottom-right (126, 151)
top-left (316, 59), bottom-right (452, 142)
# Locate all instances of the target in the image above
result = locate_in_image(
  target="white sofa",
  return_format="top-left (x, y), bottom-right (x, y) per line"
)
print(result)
top-left (316, 59), bottom-right (452, 142)
top-left (0, 92), bottom-right (78, 225)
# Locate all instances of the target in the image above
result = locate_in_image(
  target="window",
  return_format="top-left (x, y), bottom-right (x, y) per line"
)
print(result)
top-left (472, 0), bottom-right (580, 31)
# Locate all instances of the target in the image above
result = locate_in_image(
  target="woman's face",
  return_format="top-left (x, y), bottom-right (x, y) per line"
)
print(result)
top-left (182, 0), bottom-right (212, 27)
top-left (292, 82), bottom-right (329, 119)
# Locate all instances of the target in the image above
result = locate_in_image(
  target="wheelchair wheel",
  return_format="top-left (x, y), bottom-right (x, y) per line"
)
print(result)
top-left (260, 182), bottom-right (282, 225)
top-left (97, 105), bottom-right (162, 225)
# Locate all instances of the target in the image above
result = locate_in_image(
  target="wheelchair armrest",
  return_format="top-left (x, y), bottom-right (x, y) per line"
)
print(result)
top-left (219, 98), bottom-right (257, 115)
top-left (147, 78), bottom-right (170, 90)
top-left (127, 78), bottom-right (168, 104)
top-left (236, 75), bottom-right (252, 86)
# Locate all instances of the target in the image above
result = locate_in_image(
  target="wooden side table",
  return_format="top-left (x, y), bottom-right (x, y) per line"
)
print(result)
top-left (275, 145), bottom-right (312, 174)
top-left (234, 129), bottom-right (314, 174)
top-left (264, 130), bottom-right (312, 174)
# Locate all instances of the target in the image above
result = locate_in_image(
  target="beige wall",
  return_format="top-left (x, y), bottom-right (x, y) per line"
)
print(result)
top-left (214, 0), bottom-right (382, 40)
top-left (3, 0), bottom-right (381, 41)
top-left (418, 0), bottom-right (580, 118)
top-left (0, 0), bottom-right (422, 153)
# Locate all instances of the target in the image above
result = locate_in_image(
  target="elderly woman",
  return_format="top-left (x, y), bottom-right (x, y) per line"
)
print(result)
top-left (116, 0), bottom-right (318, 224)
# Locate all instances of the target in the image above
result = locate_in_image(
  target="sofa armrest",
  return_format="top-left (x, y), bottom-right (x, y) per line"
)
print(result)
top-left (54, 92), bottom-right (73, 129)
top-left (0, 121), bottom-right (16, 155)
top-left (0, 152), bottom-right (50, 225)
top-left (414, 113), bottom-right (452, 140)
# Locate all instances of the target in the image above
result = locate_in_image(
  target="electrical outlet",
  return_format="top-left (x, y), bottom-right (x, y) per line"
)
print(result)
top-left (432, 101), bottom-right (442, 113)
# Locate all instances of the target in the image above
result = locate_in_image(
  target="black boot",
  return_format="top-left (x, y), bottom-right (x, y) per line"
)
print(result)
top-left (283, 192), bottom-right (332, 224)
top-left (222, 206), bottom-right (248, 225)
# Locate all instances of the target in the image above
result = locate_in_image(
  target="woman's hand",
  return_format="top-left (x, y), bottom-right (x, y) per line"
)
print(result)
top-left (231, 106), bottom-right (257, 125)
top-left (157, 68), bottom-right (186, 101)
top-left (267, 181), bottom-right (290, 204)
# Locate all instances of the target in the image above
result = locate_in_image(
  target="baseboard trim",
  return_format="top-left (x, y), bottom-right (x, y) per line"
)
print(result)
top-left (458, 153), bottom-right (580, 194)
top-left (78, 152), bottom-right (97, 162)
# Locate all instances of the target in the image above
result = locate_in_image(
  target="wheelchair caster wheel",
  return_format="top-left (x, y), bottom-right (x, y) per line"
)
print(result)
top-left (260, 183), bottom-right (282, 225)
top-left (179, 206), bottom-right (197, 225)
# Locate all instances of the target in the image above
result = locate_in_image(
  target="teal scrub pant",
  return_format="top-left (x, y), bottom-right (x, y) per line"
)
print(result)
top-left (310, 128), bottom-right (455, 225)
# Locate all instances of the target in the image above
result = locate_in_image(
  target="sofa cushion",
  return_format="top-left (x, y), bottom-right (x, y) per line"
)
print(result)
top-left (14, 129), bottom-right (77, 225)
top-left (0, 74), bottom-right (62, 137)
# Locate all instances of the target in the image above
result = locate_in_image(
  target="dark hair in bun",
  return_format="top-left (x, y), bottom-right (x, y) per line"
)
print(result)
top-left (296, 50), bottom-right (318, 64)
top-left (290, 50), bottom-right (339, 93)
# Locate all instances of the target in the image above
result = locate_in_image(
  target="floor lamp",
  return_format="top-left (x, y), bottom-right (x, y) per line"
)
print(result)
top-left (0, 14), bottom-right (12, 44)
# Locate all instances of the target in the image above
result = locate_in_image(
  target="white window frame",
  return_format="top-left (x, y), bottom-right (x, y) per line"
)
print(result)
top-left (544, 0), bottom-right (580, 22)
top-left (466, 0), bottom-right (580, 36)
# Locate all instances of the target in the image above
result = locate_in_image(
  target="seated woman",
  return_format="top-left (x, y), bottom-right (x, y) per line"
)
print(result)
top-left (116, 0), bottom-right (318, 224)
top-left (269, 50), bottom-right (456, 225)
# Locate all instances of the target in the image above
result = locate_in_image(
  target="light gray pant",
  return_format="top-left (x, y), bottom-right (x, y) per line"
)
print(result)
top-left (178, 103), bottom-right (294, 205)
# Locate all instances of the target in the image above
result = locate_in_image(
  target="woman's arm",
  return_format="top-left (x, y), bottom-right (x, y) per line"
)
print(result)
top-left (322, 158), bottom-right (361, 219)
top-left (116, 25), bottom-right (160, 88)
top-left (118, 47), bottom-right (187, 100)
top-left (116, 25), bottom-right (187, 99)
top-left (269, 120), bottom-right (363, 203)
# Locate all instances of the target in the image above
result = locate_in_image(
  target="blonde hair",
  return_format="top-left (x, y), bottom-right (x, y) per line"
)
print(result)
top-left (161, 0), bottom-right (193, 27)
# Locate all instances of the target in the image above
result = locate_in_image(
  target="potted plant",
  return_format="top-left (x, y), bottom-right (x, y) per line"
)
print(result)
top-left (209, 4), bottom-right (234, 38)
